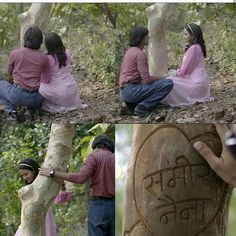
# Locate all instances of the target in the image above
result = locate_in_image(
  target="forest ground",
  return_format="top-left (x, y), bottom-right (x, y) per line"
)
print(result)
top-left (0, 62), bottom-right (235, 124)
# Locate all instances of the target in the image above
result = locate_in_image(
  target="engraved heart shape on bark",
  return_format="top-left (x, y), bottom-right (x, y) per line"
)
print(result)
top-left (133, 125), bottom-right (227, 236)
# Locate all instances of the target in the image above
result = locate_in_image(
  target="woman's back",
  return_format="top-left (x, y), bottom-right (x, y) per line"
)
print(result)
top-left (39, 49), bottom-right (84, 113)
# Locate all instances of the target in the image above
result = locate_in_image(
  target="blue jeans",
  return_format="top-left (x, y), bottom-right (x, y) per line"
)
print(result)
top-left (88, 199), bottom-right (115, 236)
top-left (0, 80), bottom-right (44, 113)
top-left (120, 79), bottom-right (173, 111)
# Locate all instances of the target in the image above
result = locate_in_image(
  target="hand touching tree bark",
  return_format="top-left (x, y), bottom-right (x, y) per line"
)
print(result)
top-left (194, 124), bottom-right (236, 187)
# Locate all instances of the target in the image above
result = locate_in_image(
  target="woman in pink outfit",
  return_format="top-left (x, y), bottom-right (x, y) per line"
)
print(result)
top-left (162, 23), bottom-right (213, 107)
top-left (39, 32), bottom-right (86, 113)
top-left (15, 158), bottom-right (72, 236)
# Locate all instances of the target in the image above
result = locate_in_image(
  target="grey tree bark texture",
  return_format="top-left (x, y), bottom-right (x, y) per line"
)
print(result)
top-left (19, 3), bottom-right (51, 47)
top-left (18, 124), bottom-right (75, 236)
top-left (146, 3), bottom-right (176, 76)
top-left (122, 124), bottom-right (233, 236)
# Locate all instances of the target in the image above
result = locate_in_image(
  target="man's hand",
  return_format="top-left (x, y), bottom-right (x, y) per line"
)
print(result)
top-left (193, 124), bottom-right (236, 187)
top-left (39, 166), bottom-right (54, 177)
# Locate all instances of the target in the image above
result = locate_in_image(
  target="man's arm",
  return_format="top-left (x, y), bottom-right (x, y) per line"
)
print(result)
top-left (137, 51), bottom-right (166, 84)
top-left (39, 154), bottom-right (97, 184)
top-left (193, 124), bottom-right (236, 187)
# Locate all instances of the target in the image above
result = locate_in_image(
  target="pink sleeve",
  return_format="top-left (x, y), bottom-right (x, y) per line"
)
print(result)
top-left (176, 45), bottom-right (201, 77)
top-left (41, 56), bottom-right (53, 83)
top-left (65, 49), bottom-right (72, 65)
top-left (54, 191), bottom-right (72, 204)
top-left (137, 51), bottom-right (158, 84)
top-left (67, 154), bottom-right (97, 184)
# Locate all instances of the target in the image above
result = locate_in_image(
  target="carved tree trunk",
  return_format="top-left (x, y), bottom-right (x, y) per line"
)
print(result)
top-left (123, 124), bottom-right (233, 236)
top-left (19, 3), bottom-right (51, 47)
top-left (19, 124), bottom-right (75, 236)
top-left (146, 3), bottom-right (176, 76)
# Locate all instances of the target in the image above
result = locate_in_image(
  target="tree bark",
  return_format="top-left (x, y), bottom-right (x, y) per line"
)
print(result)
top-left (18, 3), bottom-right (51, 47)
top-left (123, 124), bottom-right (233, 236)
top-left (146, 3), bottom-right (176, 76)
top-left (19, 124), bottom-right (75, 236)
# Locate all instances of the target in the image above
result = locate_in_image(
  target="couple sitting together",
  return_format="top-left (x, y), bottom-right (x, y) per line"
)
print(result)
top-left (119, 24), bottom-right (213, 117)
top-left (0, 26), bottom-right (86, 122)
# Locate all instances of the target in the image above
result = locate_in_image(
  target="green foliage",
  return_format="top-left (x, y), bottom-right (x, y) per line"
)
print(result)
top-left (0, 124), bottom-right (50, 235)
top-left (49, 3), bottom-right (117, 85)
top-left (0, 4), bottom-right (20, 50)
top-left (167, 3), bottom-right (236, 75)
top-left (74, 123), bottom-right (115, 161)
top-left (0, 123), bottom-right (115, 235)
top-left (48, 3), bottom-right (151, 83)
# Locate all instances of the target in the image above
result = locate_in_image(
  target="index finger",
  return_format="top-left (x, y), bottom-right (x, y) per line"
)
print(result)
top-left (215, 124), bottom-right (229, 143)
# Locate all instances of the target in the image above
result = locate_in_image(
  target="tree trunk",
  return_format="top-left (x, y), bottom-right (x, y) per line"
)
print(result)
top-left (18, 124), bottom-right (75, 236)
top-left (123, 124), bottom-right (233, 236)
top-left (18, 3), bottom-right (51, 47)
top-left (146, 3), bottom-right (176, 76)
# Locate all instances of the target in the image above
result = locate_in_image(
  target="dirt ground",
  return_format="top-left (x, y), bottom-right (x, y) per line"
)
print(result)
top-left (115, 63), bottom-right (236, 124)
top-left (0, 63), bottom-right (235, 124)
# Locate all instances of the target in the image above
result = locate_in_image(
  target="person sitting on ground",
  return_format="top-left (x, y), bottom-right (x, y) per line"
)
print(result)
top-left (15, 158), bottom-right (72, 236)
top-left (161, 23), bottom-right (213, 107)
top-left (119, 26), bottom-right (173, 117)
top-left (39, 32), bottom-right (86, 113)
top-left (0, 26), bottom-right (49, 122)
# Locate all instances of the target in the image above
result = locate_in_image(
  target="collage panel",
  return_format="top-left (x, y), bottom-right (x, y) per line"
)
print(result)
top-left (116, 124), bottom-right (236, 236)
top-left (0, 3), bottom-right (115, 123)
top-left (117, 3), bottom-right (236, 123)
top-left (0, 123), bottom-right (115, 235)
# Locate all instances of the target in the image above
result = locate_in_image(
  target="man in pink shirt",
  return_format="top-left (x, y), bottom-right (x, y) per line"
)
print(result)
top-left (119, 26), bottom-right (173, 116)
top-left (40, 134), bottom-right (115, 236)
top-left (0, 26), bottom-right (49, 121)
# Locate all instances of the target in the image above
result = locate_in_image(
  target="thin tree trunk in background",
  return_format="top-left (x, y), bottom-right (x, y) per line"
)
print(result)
top-left (123, 124), bottom-right (233, 236)
top-left (18, 3), bottom-right (51, 47)
top-left (19, 124), bottom-right (75, 236)
top-left (146, 3), bottom-right (176, 76)
top-left (18, 3), bottom-right (24, 14)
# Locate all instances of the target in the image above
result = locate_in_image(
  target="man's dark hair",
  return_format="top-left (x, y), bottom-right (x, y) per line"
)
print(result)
top-left (44, 32), bottom-right (67, 68)
top-left (129, 26), bottom-right (149, 47)
top-left (24, 26), bottom-right (43, 50)
top-left (92, 135), bottom-right (114, 153)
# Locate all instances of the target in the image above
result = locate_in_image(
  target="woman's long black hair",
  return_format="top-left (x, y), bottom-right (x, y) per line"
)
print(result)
top-left (44, 32), bottom-right (67, 68)
top-left (185, 23), bottom-right (207, 58)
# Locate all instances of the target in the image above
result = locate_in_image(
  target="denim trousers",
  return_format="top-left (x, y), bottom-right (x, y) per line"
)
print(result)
top-left (120, 79), bottom-right (173, 111)
top-left (0, 80), bottom-right (44, 113)
top-left (88, 199), bottom-right (115, 236)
